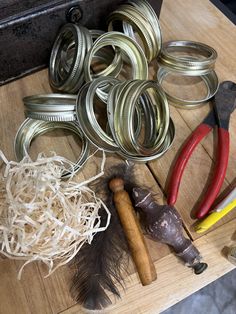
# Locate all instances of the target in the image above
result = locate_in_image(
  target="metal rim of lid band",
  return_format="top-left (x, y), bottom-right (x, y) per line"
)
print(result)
top-left (127, 0), bottom-right (162, 44)
top-left (157, 67), bottom-right (219, 109)
top-left (158, 40), bottom-right (218, 75)
top-left (76, 77), bottom-right (120, 152)
top-left (108, 6), bottom-right (155, 62)
top-left (14, 118), bottom-right (90, 178)
top-left (117, 118), bottom-right (175, 162)
top-left (89, 30), bottom-right (124, 80)
top-left (76, 78), bottom-right (146, 153)
top-left (49, 23), bottom-right (93, 93)
top-left (107, 0), bottom-right (162, 62)
top-left (23, 94), bottom-right (77, 121)
top-left (107, 79), bottom-right (171, 156)
top-left (83, 32), bottom-right (148, 84)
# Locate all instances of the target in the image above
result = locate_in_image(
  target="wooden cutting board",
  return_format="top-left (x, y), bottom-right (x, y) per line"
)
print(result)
top-left (0, 0), bottom-right (235, 313)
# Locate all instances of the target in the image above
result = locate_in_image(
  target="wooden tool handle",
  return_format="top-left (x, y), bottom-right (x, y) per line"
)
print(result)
top-left (109, 178), bottom-right (157, 286)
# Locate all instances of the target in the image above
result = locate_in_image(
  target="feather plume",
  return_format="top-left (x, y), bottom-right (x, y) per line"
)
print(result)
top-left (70, 163), bottom-right (135, 310)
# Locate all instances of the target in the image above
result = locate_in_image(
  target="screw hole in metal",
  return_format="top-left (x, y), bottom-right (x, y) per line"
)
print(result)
top-left (66, 6), bottom-right (82, 23)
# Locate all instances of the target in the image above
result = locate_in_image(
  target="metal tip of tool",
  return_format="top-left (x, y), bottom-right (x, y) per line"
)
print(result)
top-left (192, 262), bottom-right (208, 275)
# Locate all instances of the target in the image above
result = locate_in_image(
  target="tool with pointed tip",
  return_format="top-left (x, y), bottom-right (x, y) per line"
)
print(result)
top-left (167, 81), bottom-right (236, 219)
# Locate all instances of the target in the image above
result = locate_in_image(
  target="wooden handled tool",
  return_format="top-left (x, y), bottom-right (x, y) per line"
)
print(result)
top-left (109, 177), bottom-right (157, 286)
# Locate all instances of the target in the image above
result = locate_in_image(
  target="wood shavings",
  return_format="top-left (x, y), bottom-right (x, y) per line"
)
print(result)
top-left (0, 150), bottom-right (110, 279)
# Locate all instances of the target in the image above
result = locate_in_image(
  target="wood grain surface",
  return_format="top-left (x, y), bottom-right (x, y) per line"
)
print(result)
top-left (148, 0), bottom-right (236, 239)
top-left (0, 0), bottom-right (236, 313)
top-left (60, 218), bottom-right (236, 314)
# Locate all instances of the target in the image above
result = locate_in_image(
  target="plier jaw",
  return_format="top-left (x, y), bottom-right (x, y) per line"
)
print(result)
top-left (213, 81), bottom-right (236, 130)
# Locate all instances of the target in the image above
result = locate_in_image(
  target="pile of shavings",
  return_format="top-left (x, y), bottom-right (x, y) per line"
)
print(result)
top-left (0, 150), bottom-right (110, 279)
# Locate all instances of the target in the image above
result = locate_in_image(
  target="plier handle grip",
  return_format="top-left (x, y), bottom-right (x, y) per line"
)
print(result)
top-left (167, 81), bottom-right (236, 219)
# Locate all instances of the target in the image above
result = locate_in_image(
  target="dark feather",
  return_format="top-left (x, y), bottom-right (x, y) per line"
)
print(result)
top-left (70, 163), bottom-right (135, 310)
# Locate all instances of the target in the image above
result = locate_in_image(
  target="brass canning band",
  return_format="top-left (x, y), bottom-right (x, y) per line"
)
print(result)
top-left (157, 67), bottom-right (219, 109)
top-left (83, 32), bottom-right (148, 83)
top-left (127, 0), bottom-right (161, 43)
top-left (74, 77), bottom-right (173, 161)
top-left (89, 29), bottom-right (104, 39)
top-left (90, 47), bottom-right (123, 79)
top-left (14, 119), bottom-right (90, 178)
top-left (23, 94), bottom-right (77, 121)
top-left (107, 0), bottom-right (162, 62)
top-left (49, 23), bottom-right (93, 93)
top-left (113, 80), bottom-right (169, 155)
top-left (158, 40), bottom-right (218, 75)
top-left (106, 103), bottom-right (143, 141)
top-left (137, 93), bottom-right (157, 145)
top-left (89, 30), bottom-right (123, 79)
top-left (76, 77), bottom-right (120, 152)
top-left (118, 118), bottom-right (175, 162)
top-left (85, 36), bottom-right (123, 101)
top-left (107, 79), bottom-right (173, 160)
top-left (108, 6), bottom-right (154, 62)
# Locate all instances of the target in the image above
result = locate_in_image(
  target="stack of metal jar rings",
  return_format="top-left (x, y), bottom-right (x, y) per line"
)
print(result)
top-left (16, 94), bottom-right (90, 178)
top-left (157, 40), bottom-right (219, 108)
top-left (76, 77), bottom-right (175, 161)
top-left (15, 0), bottom-right (171, 172)
top-left (49, 0), bottom-right (162, 96)
top-left (19, 77), bottom-right (174, 164)
top-left (49, 25), bottom-right (149, 94)
top-left (107, 0), bottom-right (162, 62)
top-left (49, 24), bottom-right (92, 93)
top-left (83, 31), bottom-right (149, 102)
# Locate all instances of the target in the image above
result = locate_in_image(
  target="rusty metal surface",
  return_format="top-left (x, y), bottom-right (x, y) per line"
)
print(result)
top-left (0, 0), bottom-right (162, 85)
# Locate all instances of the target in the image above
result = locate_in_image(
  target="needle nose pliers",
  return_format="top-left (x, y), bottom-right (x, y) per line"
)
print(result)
top-left (167, 81), bottom-right (236, 219)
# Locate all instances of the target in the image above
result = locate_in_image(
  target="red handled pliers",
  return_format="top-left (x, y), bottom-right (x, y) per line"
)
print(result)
top-left (167, 81), bottom-right (236, 219)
